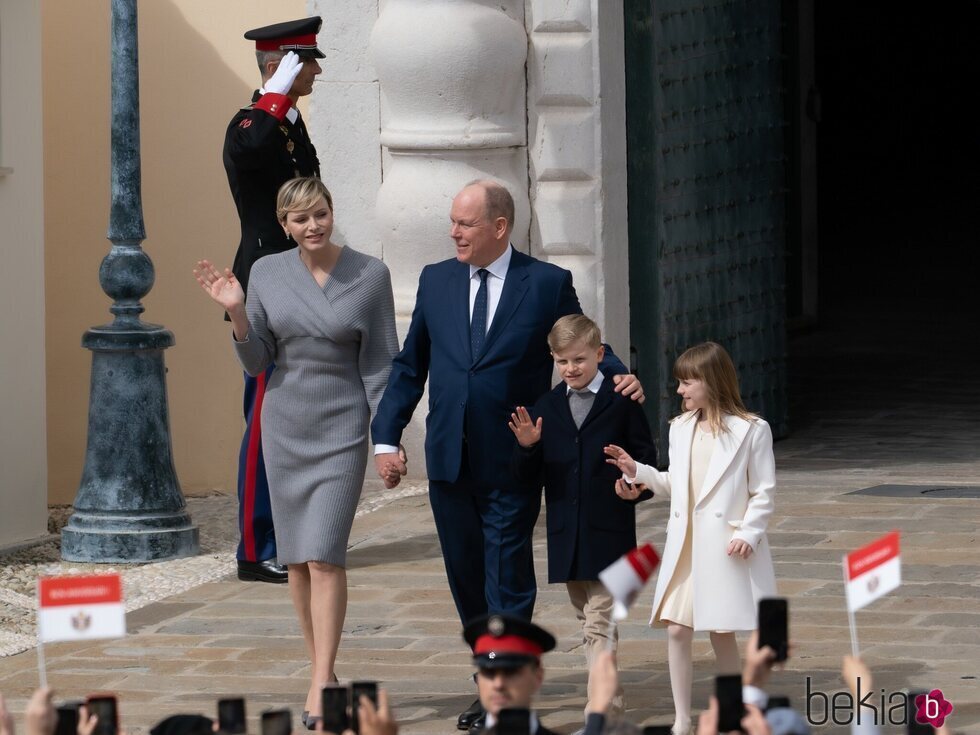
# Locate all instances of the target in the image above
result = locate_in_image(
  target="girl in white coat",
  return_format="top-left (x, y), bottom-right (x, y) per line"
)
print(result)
top-left (604, 342), bottom-right (776, 735)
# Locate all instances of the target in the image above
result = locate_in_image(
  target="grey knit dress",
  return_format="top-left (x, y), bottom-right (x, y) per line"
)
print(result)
top-left (233, 246), bottom-right (398, 566)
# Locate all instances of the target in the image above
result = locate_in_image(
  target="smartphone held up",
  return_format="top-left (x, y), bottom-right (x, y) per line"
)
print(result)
top-left (217, 698), bottom-right (247, 735)
top-left (757, 597), bottom-right (789, 662)
top-left (85, 695), bottom-right (119, 735)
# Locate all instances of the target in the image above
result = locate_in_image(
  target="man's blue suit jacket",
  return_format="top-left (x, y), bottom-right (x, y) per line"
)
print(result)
top-left (371, 247), bottom-right (627, 489)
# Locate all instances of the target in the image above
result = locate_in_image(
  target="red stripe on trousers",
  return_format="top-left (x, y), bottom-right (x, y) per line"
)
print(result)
top-left (242, 371), bottom-right (267, 561)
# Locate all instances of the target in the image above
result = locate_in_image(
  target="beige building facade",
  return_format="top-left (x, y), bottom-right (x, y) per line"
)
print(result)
top-left (4, 0), bottom-right (630, 548)
top-left (0, 0), bottom-right (48, 548)
top-left (39, 0), bottom-right (303, 519)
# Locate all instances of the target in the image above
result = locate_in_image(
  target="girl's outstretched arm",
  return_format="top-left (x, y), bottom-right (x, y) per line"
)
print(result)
top-left (605, 444), bottom-right (671, 497)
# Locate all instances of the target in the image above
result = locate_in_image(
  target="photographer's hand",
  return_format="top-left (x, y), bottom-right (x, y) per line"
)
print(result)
top-left (842, 655), bottom-right (873, 698)
top-left (0, 694), bottom-right (15, 735)
top-left (24, 689), bottom-right (56, 735)
top-left (742, 631), bottom-right (777, 689)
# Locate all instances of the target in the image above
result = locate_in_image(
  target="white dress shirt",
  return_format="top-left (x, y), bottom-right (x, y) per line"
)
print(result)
top-left (468, 244), bottom-right (512, 335)
top-left (566, 370), bottom-right (604, 396)
top-left (374, 245), bottom-right (514, 456)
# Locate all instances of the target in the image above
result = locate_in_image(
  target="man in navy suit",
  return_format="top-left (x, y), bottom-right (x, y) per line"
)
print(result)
top-left (370, 181), bottom-right (643, 728)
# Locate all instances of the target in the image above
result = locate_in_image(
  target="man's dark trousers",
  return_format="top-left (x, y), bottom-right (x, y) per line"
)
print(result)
top-left (429, 450), bottom-right (540, 623)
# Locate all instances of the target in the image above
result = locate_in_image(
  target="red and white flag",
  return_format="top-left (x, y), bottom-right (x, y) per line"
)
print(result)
top-left (37, 574), bottom-right (125, 643)
top-left (599, 543), bottom-right (660, 621)
top-left (844, 531), bottom-right (901, 612)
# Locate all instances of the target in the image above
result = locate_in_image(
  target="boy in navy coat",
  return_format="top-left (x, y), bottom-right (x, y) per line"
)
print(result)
top-left (509, 314), bottom-right (657, 718)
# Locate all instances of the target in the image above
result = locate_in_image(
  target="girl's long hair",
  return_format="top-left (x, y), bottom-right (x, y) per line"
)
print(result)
top-left (672, 341), bottom-right (756, 433)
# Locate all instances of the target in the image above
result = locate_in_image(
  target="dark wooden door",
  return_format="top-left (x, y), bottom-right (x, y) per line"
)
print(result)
top-left (626, 0), bottom-right (789, 459)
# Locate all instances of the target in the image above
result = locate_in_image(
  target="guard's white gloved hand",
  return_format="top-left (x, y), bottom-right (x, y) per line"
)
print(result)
top-left (264, 51), bottom-right (303, 95)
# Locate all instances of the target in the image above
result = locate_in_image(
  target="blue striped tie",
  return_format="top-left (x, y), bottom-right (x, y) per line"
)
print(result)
top-left (471, 268), bottom-right (489, 359)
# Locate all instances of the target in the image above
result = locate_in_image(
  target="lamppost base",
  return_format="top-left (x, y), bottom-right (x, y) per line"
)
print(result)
top-left (62, 323), bottom-right (199, 563)
top-left (61, 512), bottom-right (199, 563)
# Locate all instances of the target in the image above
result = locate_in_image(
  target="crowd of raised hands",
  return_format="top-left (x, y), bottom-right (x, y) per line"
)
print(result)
top-left (0, 689), bottom-right (112, 735)
top-left (0, 642), bottom-right (958, 735)
top-left (0, 688), bottom-right (397, 735)
top-left (582, 632), bottom-right (955, 735)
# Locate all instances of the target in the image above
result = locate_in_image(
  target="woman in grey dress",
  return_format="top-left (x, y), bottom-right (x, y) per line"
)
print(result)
top-left (194, 177), bottom-right (398, 726)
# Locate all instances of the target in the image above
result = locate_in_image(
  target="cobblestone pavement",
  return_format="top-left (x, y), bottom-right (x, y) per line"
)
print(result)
top-left (1, 458), bottom-right (976, 734)
top-left (1, 314), bottom-right (977, 733)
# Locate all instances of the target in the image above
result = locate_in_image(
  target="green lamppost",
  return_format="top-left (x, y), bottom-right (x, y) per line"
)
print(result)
top-left (61, 0), bottom-right (198, 562)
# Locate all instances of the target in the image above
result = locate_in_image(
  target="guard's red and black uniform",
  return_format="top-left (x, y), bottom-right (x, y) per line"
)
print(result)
top-left (222, 89), bottom-right (320, 564)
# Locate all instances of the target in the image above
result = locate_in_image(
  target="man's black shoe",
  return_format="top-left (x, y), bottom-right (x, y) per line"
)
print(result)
top-left (237, 559), bottom-right (288, 583)
top-left (466, 713), bottom-right (486, 734)
top-left (457, 698), bottom-right (484, 731)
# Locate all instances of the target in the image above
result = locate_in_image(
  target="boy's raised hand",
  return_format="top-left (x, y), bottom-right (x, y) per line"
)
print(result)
top-left (508, 406), bottom-right (542, 447)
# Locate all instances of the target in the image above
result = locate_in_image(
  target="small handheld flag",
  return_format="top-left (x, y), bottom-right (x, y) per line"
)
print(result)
top-left (36, 574), bottom-right (126, 688)
top-left (842, 531), bottom-right (901, 656)
top-left (38, 574), bottom-right (126, 643)
top-left (599, 543), bottom-right (660, 621)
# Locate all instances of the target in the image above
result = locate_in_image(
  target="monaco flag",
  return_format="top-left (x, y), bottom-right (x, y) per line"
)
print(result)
top-left (844, 531), bottom-right (901, 612)
top-left (599, 543), bottom-right (660, 620)
top-left (37, 574), bottom-right (125, 643)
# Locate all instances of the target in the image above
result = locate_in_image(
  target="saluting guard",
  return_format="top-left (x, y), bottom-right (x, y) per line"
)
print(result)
top-left (222, 17), bottom-right (323, 583)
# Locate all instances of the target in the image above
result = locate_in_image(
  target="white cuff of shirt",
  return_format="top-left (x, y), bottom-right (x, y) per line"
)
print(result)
top-left (743, 684), bottom-right (768, 710)
top-left (622, 472), bottom-right (638, 484)
top-left (374, 444), bottom-right (399, 455)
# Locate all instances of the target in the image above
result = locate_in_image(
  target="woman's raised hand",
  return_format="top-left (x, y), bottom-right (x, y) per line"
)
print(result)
top-left (193, 260), bottom-right (244, 313)
top-left (604, 444), bottom-right (637, 478)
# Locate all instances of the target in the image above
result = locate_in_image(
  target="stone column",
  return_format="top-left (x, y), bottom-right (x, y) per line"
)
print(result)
top-left (307, 0), bottom-right (383, 258)
top-left (370, 0), bottom-right (529, 306)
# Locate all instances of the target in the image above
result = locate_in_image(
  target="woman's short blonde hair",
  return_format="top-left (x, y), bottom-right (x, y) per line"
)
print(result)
top-left (276, 177), bottom-right (333, 223)
top-left (672, 341), bottom-right (756, 431)
top-left (547, 314), bottom-right (602, 352)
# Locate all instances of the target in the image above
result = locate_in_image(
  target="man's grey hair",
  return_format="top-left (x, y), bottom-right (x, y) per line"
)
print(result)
top-left (256, 50), bottom-right (286, 79)
top-left (465, 179), bottom-right (515, 232)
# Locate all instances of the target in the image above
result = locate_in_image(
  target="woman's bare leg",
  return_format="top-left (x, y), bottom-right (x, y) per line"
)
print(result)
top-left (307, 561), bottom-right (348, 717)
top-left (287, 564), bottom-right (316, 714)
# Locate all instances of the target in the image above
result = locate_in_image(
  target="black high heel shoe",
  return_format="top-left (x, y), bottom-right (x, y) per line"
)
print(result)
top-left (305, 674), bottom-right (341, 729)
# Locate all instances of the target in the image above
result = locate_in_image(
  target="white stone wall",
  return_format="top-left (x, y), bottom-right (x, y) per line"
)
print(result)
top-left (307, 0), bottom-right (383, 259)
top-left (526, 0), bottom-right (630, 354)
top-left (306, 0), bottom-right (630, 477)
top-left (0, 0), bottom-right (48, 548)
top-left (371, 0), bottom-right (530, 306)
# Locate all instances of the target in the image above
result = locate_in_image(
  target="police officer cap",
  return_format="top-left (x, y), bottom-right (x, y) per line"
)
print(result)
top-left (244, 17), bottom-right (325, 59)
top-left (463, 614), bottom-right (556, 669)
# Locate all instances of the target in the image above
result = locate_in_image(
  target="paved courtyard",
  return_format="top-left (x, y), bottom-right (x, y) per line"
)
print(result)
top-left (1, 309), bottom-right (977, 733)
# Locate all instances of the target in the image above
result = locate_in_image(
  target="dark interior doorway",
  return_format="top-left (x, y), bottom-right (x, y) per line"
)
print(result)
top-left (789, 4), bottom-right (980, 444)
